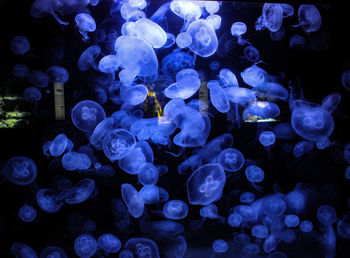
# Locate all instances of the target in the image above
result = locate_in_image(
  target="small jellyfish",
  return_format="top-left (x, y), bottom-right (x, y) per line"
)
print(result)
top-left (13, 64), bottom-right (30, 78)
top-left (263, 234), bottom-right (278, 253)
top-left (97, 234), bottom-right (121, 254)
top-left (259, 131), bottom-right (275, 147)
top-left (121, 84), bottom-right (148, 105)
top-left (63, 178), bottom-right (95, 204)
top-left (29, 70), bottom-right (49, 88)
top-left (245, 165), bottom-right (264, 183)
top-left (228, 212), bottom-right (242, 227)
top-left (49, 134), bottom-right (68, 157)
top-left (289, 35), bottom-right (306, 49)
top-left (138, 163), bottom-right (159, 186)
top-left (252, 224), bottom-right (269, 238)
top-left (296, 5), bottom-right (321, 33)
top-left (118, 148), bottom-right (146, 174)
top-left (74, 234), bottom-right (97, 258)
top-left (3, 156), bottom-right (37, 186)
top-left (218, 148), bottom-right (245, 172)
top-left (163, 200), bottom-right (188, 220)
top-left (209, 60), bottom-right (220, 71)
top-left (225, 87), bottom-right (256, 105)
top-left (240, 192), bottom-right (255, 204)
top-left (243, 243), bottom-right (261, 255)
top-left (11, 242), bottom-right (38, 258)
top-left (241, 64), bottom-right (267, 87)
top-left (337, 212), bottom-right (350, 239)
top-left (36, 189), bottom-right (63, 213)
top-left (293, 140), bottom-right (314, 157)
top-left (341, 70), bottom-right (350, 91)
top-left (46, 66), bottom-right (69, 83)
top-left (10, 35), bottom-right (30, 55)
top-left (176, 32), bottom-right (192, 48)
top-left (212, 239), bottom-right (228, 253)
top-left (121, 183), bottom-right (144, 218)
top-left (75, 13), bottom-right (96, 41)
top-left (163, 32), bottom-right (176, 48)
top-left (23, 87), bottom-right (42, 103)
top-left (98, 55), bottom-right (120, 73)
top-left (300, 220), bottom-right (313, 232)
top-left (262, 195), bottom-right (286, 217)
top-left (317, 205), bottom-right (337, 226)
top-left (40, 246), bottom-right (68, 258)
top-left (231, 22), bottom-right (247, 36)
top-left (284, 214), bottom-right (299, 227)
top-left (233, 233), bottom-right (251, 244)
top-left (139, 185), bottom-right (159, 204)
top-left (207, 80), bottom-right (230, 113)
top-left (124, 237), bottom-right (160, 258)
top-left (77, 45), bottom-right (101, 71)
top-left (244, 45), bottom-right (260, 63)
top-left (18, 205), bottom-right (37, 222)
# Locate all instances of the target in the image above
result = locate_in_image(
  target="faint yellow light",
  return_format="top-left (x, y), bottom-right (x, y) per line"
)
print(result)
top-left (146, 90), bottom-right (164, 118)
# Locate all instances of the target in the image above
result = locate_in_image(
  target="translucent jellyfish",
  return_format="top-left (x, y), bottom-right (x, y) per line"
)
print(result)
top-left (252, 224), bottom-right (269, 238)
top-left (23, 87), bottom-right (42, 103)
top-left (243, 101), bottom-right (280, 121)
top-left (341, 70), bottom-right (350, 91)
top-left (259, 131), bottom-right (275, 147)
top-left (71, 100), bottom-right (106, 133)
top-left (289, 34), bottom-right (306, 49)
top-left (176, 32), bottom-right (192, 48)
top-left (161, 51), bottom-right (195, 78)
top-left (115, 36), bottom-right (158, 77)
top-left (241, 64), bottom-right (267, 87)
top-left (225, 87), bottom-right (256, 105)
top-left (293, 140), bottom-right (314, 157)
top-left (29, 70), bottom-right (49, 88)
top-left (139, 185), bottom-right (159, 204)
top-left (231, 22), bottom-right (247, 36)
top-left (234, 205), bottom-right (258, 223)
top-left (252, 82), bottom-right (289, 101)
top-left (243, 243), bottom-right (261, 255)
top-left (212, 239), bottom-right (228, 253)
top-left (98, 55), bottom-right (120, 73)
top-left (273, 122), bottom-right (297, 140)
top-left (94, 17), bottom-right (122, 54)
top-left (187, 163), bottom-right (226, 205)
top-left (46, 66), bottom-right (69, 83)
top-left (10, 35), bottom-right (30, 55)
top-left (62, 151), bottom-right (91, 171)
top-left (205, 1), bottom-right (220, 14)
top-left (207, 80), bottom-right (229, 113)
top-left (3, 156), bottom-right (37, 186)
top-left (317, 205), bottom-right (337, 226)
top-left (337, 212), bottom-right (350, 239)
top-left (270, 26), bottom-right (286, 41)
top-left (296, 5), bottom-right (321, 33)
top-left (262, 195), bottom-right (286, 217)
top-left (77, 45), bottom-right (101, 71)
top-left (163, 33), bottom-right (176, 48)
top-left (118, 148), bottom-right (146, 174)
top-left (291, 106), bottom-right (334, 142)
top-left (75, 13), bottom-right (96, 41)
top-left (218, 148), bottom-right (245, 172)
top-left (228, 212), bottom-right (242, 227)
top-left (164, 69), bottom-right (200, 99)
top-left (209, 60), bottom-right (220, 71)
top-left (119, 249), bottom-right (134, 258)
top-left (49, 134), bottom-right (68, 157)
top-left (163, 200), bottom-right (188, 220)
top-left (240, 192), bottom-right (255, 204)
top-left (256, 3), bottom-right (283, 32)
top-left (140, 220), bottom-right (184, 237)
top-left (74, 234), bottom-right (97, 258)
top-left (40, 246), bottom-right (68, 258)
top-left (299, 220), bottom-right (313, 233)
top-left (97, 234), bottom-right (121, 254)
top-left (316, 137), bottom-right (331, 150)
top-left (263, 234), bottom-right (278, 253)
top-left (121, 84), bottom-right (148, 105)
top-left (63, 178), bottom-right (95, 204)
top-left (138, 163), bottom-right (159, 186)
top-left (205, 14), bottom-right (221, 30)
top-left (284, 214), bottom-right (299, 227)
top-left (18, 204), bottom-right (37, 222)
top-left (186, 19), bottom-right (218, 57)
top-left (11, 242), bottom-right (38, 258)
top-left (36, 189), bottom-right (63, 213)
top-left (12, 64), bottom-right (30, 78)
top-left (321, 92), bottom-right (341, 114)
top-left (124, 237), bottom-right (160, 258)
top-left (121, 183), bottom-right (144, 218)
top-left (244, 45), bottom-right (260, 63)
top-left (233, 233), bottom-right (251, 244)
top-left (170, 1), bottom-right (201, 21)
top-left (134, 18), bottom-right (167, 48)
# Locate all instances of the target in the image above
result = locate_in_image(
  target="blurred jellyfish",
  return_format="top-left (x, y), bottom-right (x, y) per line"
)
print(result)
top-left (259, 131), bottom-right (275, 147)
top-left (263, 234), bottom-right (279, 253)
top-left (337, 212), bottom-right (350, 239)
top-left (63, 178), bottom-right (95, 204)
top-left (262, 195), bottom-right (286, 217)
top-left (97, 234), bottom-right (121, 254)
top-left (119, 249), bottom-right (134, 258)
top-left (11, 242), bottom-right (38, 258)
top-left (121, 84), bottom-right (148, 105)
top-left (36, 189), bottom-right (63, 213)
top-left (293, 140), bottom-right (314, 157)
top-left (163, 200), bottom-right (188, 220)
top-left (75, 13), bottom-right (96, 41)
top-left (10, 35), bottom-right (30, 55)
top-left (118, 148), bottom-right (146, 174)
top-left (176, 32), bottom-right (192, 48)
top-left (244, 45), bottom-right (260, 63)
top-left (206, 14), bottom-right (221, 30)
top-left (341, 70), bottom-right (350, 91)
top-left (121, 183), bottom-right (144, 218)
top-left (95, 17), bottom-right (122, 54)
top-left (62, 151), bottom-right (91, 171)
top-left (281, 4), bottom-right (294, 17)
top-left (252, 82), bottom-right (289, 101)
top-left (212, 239), bottom-right (228, 253)
top-left (161, 51), bottom-right (195, 78)
top-left (18, 205), bottom-right (37, 222)
top-left (228, 212), bottom-right (242, 227)
top-left (240, 192), bottom-right (255, 204)
top-left (124, 237), bottom-right (160, 258)
top-left (243, 101), bottom-right (280, 121)
top-left (252, 224), bottom-right (269, 238)
top-left (243, 243), bottom-right (261, 255)
top-left (46, 66), bottom-right (69, 83)
top-left (139, 185), bottom-right (159, 204)
top-left (256, 3), bottom-right (283, 32)
top-left (231, 22), bottom-right (247, 45)
top-left (23, 87), bottom-right (42, 103)
top-left (270, 26), bottom-right (286, 41)
top-left (289, 35), bottom-right (306, 49)
top-left (241, 64), bottom-right (267, 87)
top-left (300, 220), bottom-right (313, 232)
top-left (225, 87), bottom-right (256, 105)
top-left (49, 134), bottom-right (68, 157)
top-left (77, 45), bottom-right (101, 71)
top-left (13, 64), bottom-right (30, 78)
top-left (209, 60), bottom-right (220, 71)
top-left (98, 55), bottom-right (120, 73)
top-left (29, 70), bottom-right (49, 88)
top-left (170, 0), bottom-right (201, 29)
top-left (40, 246), bottom-right (68, 258)
top-left (284, 214), bottom-right (299, 227)
top-left (218, 148), bottom-right (245, 172)
top-left (3, 156), bottom-right (37, 186)
top-left (295, 5), bottom-right (321, 33)
top-left (321, 92), bottom-right (341, 113)
top-left (74, 234), bottom-right (97, 258)
top-left (317, 205), bottom-right (337, 226)
top-left (208, 80), bottom-right (230, 113)
top-left (138, 163), bottom-right (159, 186)
top-left (273, 122), bottom-right (297, 140)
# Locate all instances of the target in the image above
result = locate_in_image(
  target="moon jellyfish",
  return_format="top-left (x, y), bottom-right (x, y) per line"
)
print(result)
top-left (284, 214), bottom-right (299, 227)
top-left (163, 33), bottom-right (176, 48)
top-left (259, 131), bottom-right (275, 147)
top-left (176, 32), bottom-right (192, 48)
top-left (101, 128), bottom-right (135, 161)
top-left (18, 205), bottom-right (37, 222)
top-left (3, 156), bottom-right (37, 186)
top-left (163, 200), bottom-right (188, 220)
top-left (241, 64), bottom-right (267, 87)
top-left (124, 237), bottom-right (160, 258)
top-left (218, 148), bottom-right (245, 172)
top-left (228, 212), bottom-right (242, 227)
top-left (244, 45), bottom-right (260, 63)
top-left (138, 163), bottom-right (158, 186)
top-left (293, 140), bottom-right (314, 157)
top-left (300, 220), bottom-right (313, 232)
top-left (46, 66), bottom-right (69, 83)
top-left (209, 60), bottom-right (220, 71)
top-left (289, 35), bottom-right (306, 49)
top-left (23, 87), bottom-right (42, 103)
top-left (187, 163), bottom-right (226, 205)
top-left (62, 151), bottom-right (91, 171)
top-left (231, 22), bottom-right (247, 36)
top-left (225, 87), bottom-right (256, 105)
top-left (341, 70), bottom-right (350, 91)
top-left (75, 13), bottom-right (96, 41)
top-left (240, 192), bottom-right (255, 204)
top-left (40, 246), bottom-right (68, 258)
top-left (64, 178), bottom-right (95, 204)
top-left (161, 51), bottom-right (195, 78)
top-left (121, 183), bottom-right (144, 218)
top-left (11, 242), bottom-right (38, 258)
top-left (186, 19), bottom-right (218, 57)
top-left (121, 84), bottom-right (148, 105)
top-left (115, 36), bottom-right (158, 77)
top-left (139, 185), bottom-right (159, 204)
top-left (29, 70), bottom-right (49, 88)
top-left (206, 15), bottom-right (221, 30)
top-left (98, 55), bottom-right (120, 73)
top-left (208, 80), bottom-right (230, 113)
top-left (205, 1), bottom-right (220, 14)
top-left (270, 26), bottom-right (286, 41)
top-left (256, 3), bottom-right (283, 32)
top-left (118, 148), bottom-right (146, 174)
top-left (321, 92), bottom-right (341, 113)
top-left (233, 233), bottom-right (251, 244)
top-left (212, 239), bottom-right (228, 253)
top-left (77, 45), bottom-right (101, 71)
top-left (296, 5), bottom-right (321, 33)
top-left (243, 243), bottom-right (261, 255)
top-left (10, 35), bottom-right (30, 55)
top-left (252, 82), bottom-right (289, 101)
top-left (134, 18), bottom-right (167, 48)
top-left (49, 134), bottom-right (68, 157)
top-left (13, 64), bottom-right (30, 78)
top-left (317, 205), bottom-right (337, 226)
top-left (262, 195), bottom-right (286, 217)
top-left (74, 234), bottom-right (97, 258)
top-left (119, 249), bottom-right (134, 258)
top-left (97, 234), bottom-right (121, 253)
top-left (36, 189), bottom-right (63, 213)
top-left (170, 1), bottom-right (201, 22)
top-left (243, 101), bottom-right (280, 121)
top-left (252, 224), bottom-right (269, 238)
top-left (164, 69), bottom-right (200, 99)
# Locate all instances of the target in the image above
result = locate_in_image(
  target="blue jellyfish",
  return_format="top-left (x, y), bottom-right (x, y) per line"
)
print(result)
top-left (3, 156), bottom-right (37, 186)
top-left (200, 204), bottom-right (224, 223)
top-left (256, 3), bottom-right (283, 32)
top-left (228, 212), bottom-right (242, 227)
top-left (23, 87), bottom-right (42, 103)
top-left (133, 18), bottom-right (167, 48)
top-left (139, 185), bottom-right (159, 204)
top-left (243, 101), bottom-right (280, 122)
top-left (77, 45), bottom-right (101, 71)
top-left (97, 234), bottom-right (121, 254)
top-left (187, 164), bottom-right (226, 205)
top-left (40, 246), bottom-right (68, 258)
top-left (64, 178), bottom-right (95, 204)
top-left (296, 5), bottom-right (321, 33)
top-left (218, 148), bottom-right (245, 172)
top-left (163, 200), bottom-right (188, 220)
top-left (206, 14), bottom-right (222, 30)
top-left (337, 212), bottom-right (350, 239)
top-left (262, 195), bottom-right (286, 217)
top-left (245, 165), bottom-right (264, 183)
top-left (243, 243), bottom-right (261, 255)
top-left (13, 64), bottom-right (30, 78)
top-left (94, 17), bottom-right (121, 54)
top-left (208, 80), bottom-right (230, 113)
top-left (225, 87), bottom-right (256, 105)
top-left (71, 100), bottom-right (106, 133)
top-left (209, 60), bottom-right (220, 71)
top-left (341, 70), bottom-right (350, 91)
top-left (121, 183), bottom-right (144, 218)
top-left (212, 239), bottom-right (228, 253)
top-left (252, 224), bottom-right (269, 238)
top-left (316, 137), bottom-right (331, 150)
top-left (140, 220), bottom-right (184, 237)
top-left (259, 131), bottom-right (276, 147)
top-left (119, 249), bottom-right (134, 258)
top-left (170, 0), bottom-right (201, 27)
top-left (138, 163), bottom-right (159, 186)
top-left (240, 192), bottom-right (255, 204)
top-left (345, 166), bottom-right (350, 180)
top-left (18, 204), bottom-right (37, 222)
top-left (321, 92), bottom-right (341, 114)
top-left (176, 32), bottom-right (192, 48)
top-left (29, 70), bottom-right (49, 88)
top-left (281, 3), bottom-right (294, 17)
top-left (11, 242), bottom-right (38, 258)
top-left (163, 32), bottom-right (176, 48)
top-left (284, 214), bottom-right (299, 227)
top-left (74, 234), bottom-right (97, 258)
top-left (98, 55), bottom-right (120, 73)
top-left (252, 82), bottom-right (289, 101)
top-left (135, 141), bottom-right (154, 163)
top-left (164, 69), bottom-right (200, 99)
top-left (121, 84), bottom-right (148, 105)
top-left (118, 148), bottom-right (146, 174)
top-left (75, 13), bottom-right (96, 41)
top-left (270, 26), bottom-right (286, 41)
top-left (273, 122), bottom-right (297, 140)
top-left (205, 1), bottom-right (220, 14)
top-left (234, 204), bottom-right (258, 223)
top-left (10, 35), bottom-right (30, 55)
top-left (233, 233), bottom-right (251, 244)
top-left (241, 65), bottom-right (267, 87)
top-left (36, 189), bottom-right (63, 213)
top-left (89, 117), bottom-right (115, 150)
top-left (231, 22), bottom-right (247, 45)
top-left (84, 220), bottom-right (96, 232)
top-left (124, 238), bottom-right (160, 258)
top-left (263, 234), bottom-right (279, 253)
top-left (317, 205), bottom-right (337, 226)
top-left (49, 134), bottom-right (68, 157)
top-left (300, 220), bottom-right (313, 232)
top-left (46, 66), bottom-right (69, 83)
top-left (289, 34), bottom-right (306, 50)
top-left (244, 45), bottom-right (260, 63)
top-left (62, 151), bottom-right (91, 171)
top-left (293, 140), bottom-right (314, 157)
top-left (161, 51), bottom-right (195, 78)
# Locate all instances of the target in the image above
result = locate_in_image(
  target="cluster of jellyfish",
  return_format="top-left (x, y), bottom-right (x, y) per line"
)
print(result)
top-left (3, 0), bottom-right (350, 257)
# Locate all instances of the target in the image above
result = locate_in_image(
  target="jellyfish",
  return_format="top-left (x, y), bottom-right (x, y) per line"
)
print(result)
top-left (118, 148), bottom-right (146, 174)
top-left (36, 188), bottom-right (63, 213)
top-left (29, 70), bottom-right (49, 88)
top-left (228, 212), bottom-right (242, 227)
top-left (170, 0), bottom-right (202, 30)
top-left (77, 45), bottom-right (101, 71)
top-left (63, 178), bottom-right (96, 204)
top-left (97, 234), bottom-right (121, 254)
top-left (134, 18), bottom-right (167, 48)
top-left (3, 156), bottom-right (37, 186)
top-left (124, 237), bottom-right (160, 258)
top-left (75, 13), bottom-right (96, 41)
top-left (200, 204), bottom-right (225, 223)
top-left (341, 70), bottom-right (350, 91)
top-left (163, 33), bottom-right (176, 48)
top-left (94, 17), bottom-right (122, 54)
top-left (300, 220), bottom-right (313, 232)
top-left (289, 34), bottom-right (306, 49)
top-left (244, 45), bottom-right (260, 63)
top-left (18, 204), bottom-right (37, 222)
top-left (23, 87), bottom-right (42, 103)
top-left (164, 69), bottom-right (200, 99)
top-left (240, 192), bottom-right (255, 204)
top-left (284, 214), bottom-right (299, 227)
top-left (241, 64), bottom-right (267, 87)
top-left (243, 101), bottom-right (280, 122)
top-left (138, 163), bottom-right (159, 186)
top-left (263, 234), bottom-right (279, 253)
top-left (176, 32), bottom-right (192, 48)
top-left (49, 134), bottom-right (68, 157)
top-left (256, 3), bottom-right (283, 32)
top-left (316, 137), bottom-right (331, 150)
top-left (317, 205), bottom-right (337, 226)
top-left (270, 26), bottom-right (286, 41)
top-left (230, 21), bottom-right (248, 45)
top-left (262, 195), bottom-right (286, 217)
top-left (293, 140), bottom-right (314, 157)
top-left (121, 84), bottom-right (148, 105)
top-left (161, 51), bottom-right (195, 78)
top-left (119, 249), bottom-right (134, 258)
top-left (163, 200), bottom-right (188, 220)
top-left (209, 60), bottom-right (220, 71)
top-left (243, 243), bottom-right (261, 255)
top-left (336, 212), bottom-right (350, 239)
top-left (140, 220), bottom-right (184, 237)
top-left (40, 246), bottom-right (68, 258)
top-left (212, 239), bottom-right (228, 253)
top-left (252, 82), bottom-right (289, 101)
top-left (206, 14), bottom-right (221, 30)
top-left (11, 242), bottom-right (38, 258)
top-left (139, 185), bottom-right (159, 204)
top-left (74, 234), bottom-right (97, 258)
top-left (233, 205), bottom-right (258, 223)
top-left (187, 163), bottom-right (226, 205)
top-left (207, 80), bottom-right (229, 113)
top-left (225, 87), bottom-right (256, 105)
top-left (9, 35), bottom-right (30, 55)
top-left (98, 55), bottom-right (120, 73)
top-left (233, 233), bottom-right (251, 244)
top-left (295, 5), bottom-right (322, 33)
top-left (252, 224), bottom-right (269, 238)
top-left (46, 66), bottom-right (69, 83)
top-left (186, 19), bottom-right (218, 57)
top-left (259, 131), bottom-right (275, 147)
top-left (273, 122), bottom-right (297, 140)
top-left (121, 183), bottom-right (144, 218)
top-left (321, 92), bottom-right (341, 114)
top-left (218, 148), bottom-right (245, 172)
top-left (62, 151), bottom-right (91, 171)
top-left (13, 64), bottom-right (30, 78)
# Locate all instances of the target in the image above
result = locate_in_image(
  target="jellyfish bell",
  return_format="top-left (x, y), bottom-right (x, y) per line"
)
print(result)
top-left (218, 148), bottom-right (245, 172)
top-left (46, 66), bottom-right (69, 83)
top-left (49, 133), bottom-right (68, 157)
top-left (134, 18), bottom-right (167, 48)
top-left (243, 101), bottom-right (280, 122)
top-left (23, 87), bottom-right (42, 103)
top-left (296, 5), bottom-right (322, 33)
top-left (18, 205), bottom-right (37, 223)
top-left (29, 70), bottom-right (49, 88)
top-left (3, 156), bottom-right (37, 186)
top-left (36, 188), bottom-right (63, 213)
top-left (262, 3), bottom-right (283, 32)
top-left (77, 45), bottom-right (101, 71)
top-left (98, 55), bottom-right (120, 73)
top-left (121, 84), bottom-right (148, 105)
top-left (11, 242), bottom-right (38, 258)
top-left (241, 64), bottom-right (267, 87)
top-left (74, 234), bottom-right (97, 258)
top-left (121, 183), bottom-right (144, 218)
top-left (124, 237), bottom-right (160, 258)
top-left (170, 0), bottom-right (202, 21)
top-left (212, 239), bottom-right (228, 253)
top-left (63, 178), bottom-right (96, 204)
top-left (10, 35), bottom-right (30, 55)
top-left (208, 80), bottom-right (230, 113)
top-left (75, 13), bottom-right (96, 41)
top-left (40, 246), bottom-right (68, 258)
top-left (97, 234), bottom-right (121, 254)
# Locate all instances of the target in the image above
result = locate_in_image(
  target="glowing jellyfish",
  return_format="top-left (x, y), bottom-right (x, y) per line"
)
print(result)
top-left (119, 249), bottom-right (134, 258)
top-left (262, 195), bottom-right (286, 217)
top-left (46, 66), bottom-right (69, 83)
top-left (296, 5), bottom-right (321, 33)
top-left (244, 45), bottom-right (260, 63)
top-left (256, 3), bottom-right (283, 32)
top-left (121, 84), bottom-right (148, 105)
top-left (300, 220), bottom-right (313, 232)
top-left (337, 212), bottom-right (350, 239)
top-left (218, 148), bottom-right (245, 172)
top-left (252, 82), bottom-right (289, 101)
top-left (3, 156), bottom-right (37, 186)
top-left (207, 80), bottom-right (229, 113)
top-left (209, 60), bottom-right (220, 70)
top-left (134, 18), bottom-right (167, 48)
top-left (138, 163), bottom-right (159, 186)
top-left (62, 151), bottom-right (91, 171)
top-left (206, 15), bottom-right (221, 30)
top-left (252, 224), bottom-right (269, 238)
top-left (341, 70), bottom-right (350, 91)
top-left (228, 212), bottom-right (242, 227)
top-left (234, 204), bottom-right (257, 223)
top-left (118, 148), bottom-right (146, 174)
top-left (163, 200), bottom-right (188, 220)
top-left (187, 164), bottom-right (226, 205)
top-left (124, 237), bottom-right (160, 258)
top-left (11, 242), bottom-right (38, 258)
top-left (291, 106), bottom-right (334, 142)
top-left (164, 69), bottom-right (200, 99)
top-left (121, 183), bottom-right (144, 218)
top-left (240, 192), bottom-right (255, 204)
top-left (293, 140), bottom-right (314, 157)
top-left (94, 17), bottom-right (121, 54)
top-left (241, 65), bottom-right (267, 87)
top-left (75, 13), bottom-right (96, 41)
top-left (176, 32), bottom-right (192, 48)
top-left (164, 33), bottom-right (176, 48)
top-left (284, 214), bottom-right (299, 227)
top-left (259, 131), bottom-right (275, 147)
top-left (170, 1), bottom-right (201, 21)
top-left (212, 239), bottom-right (228, 253)
top-left (321, 92), bottom-right (341, 114)
top-left (36, 189), bottom-right (63, 213)
top-left (98, 55), bottom-right (120, 73)
top-left (49, 134), bottom-right (68, 157)
top-left (161, 51), bottom-right (195, 78)
top-left (40, 246), bottom-right (68, 258)
top-left (317, 205), bottom-right (337, 226)
top-left (18, 204), bottom-right (37, 222)
top-left (115, 36), bottom-right (158, 77)
top-left (225, 87), bottom-right (256, 105)
top-left (29, 70), bottom-right (49, 88)
top-left (205, 1), bottom-right (220, 14)
top-left (74, 234), bottom-right (97, 258)
top-left (64, 178), bottom-right (95, 204)
top-left (243, 243), bottom-right (261, 255)
top-left (97, 234), bottom-right (121, 254)
top-left (139, 185), bottom-right (159, 204)
top-left (186, 19), bottom-right (218, 57)
top-left (289, 34), bottom-right (306, 49)
top-left (243, 101), bottom-right (280, 121)
top-left (23, 87), bottom-right (42, 103)
top-left (77, 45), bottom-right (101, 71)
top-left (263, 234), bottom-right (278, 253)
top-left (140, 220), bottom-right (184, 237)
top-left (231, 22), bottom-right (247, 36)
top-left (71, 100), bottom-right (106, 133)
top-left (10, 35), bottom-right (30, 55)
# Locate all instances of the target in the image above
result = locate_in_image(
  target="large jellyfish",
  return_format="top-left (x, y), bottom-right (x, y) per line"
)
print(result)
top-left (121, 84), bottom-right (149, 105)
top-left (3, 156), bottom-right (37, 186)
top-left (243, 101), bottom-right (280, 121)
top-left (241, 64), bottom-right (267, 87)
top-left (29, 70), bottom-right (49, 88)
top-left (121, 183), bottom-right (144, 218)
top-left (74, 234), bottom-right (97, 258)
top-left (218, 148), bottom-right (245, 172)
top-left (124, 237), bottom-right (160, 258)
top-left (163, 200), bottom-right (188, 220)
top-left (252, 82), bottom-right (289, 101)
top-left (75, 13), bottom-right (96, 41)
top-left (62, 151), bottom-right (91, 171)
top-left (63, 178), bottom-right (95, 204)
